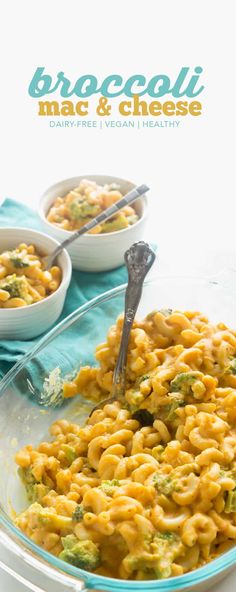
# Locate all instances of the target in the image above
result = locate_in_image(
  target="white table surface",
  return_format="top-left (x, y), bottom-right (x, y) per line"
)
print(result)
top-left (1, 196), bottom-right (236, 590)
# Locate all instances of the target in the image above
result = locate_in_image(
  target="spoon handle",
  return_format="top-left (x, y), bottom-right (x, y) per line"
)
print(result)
top-left (45, 184), bottom-right (149, 269)
top-left (112, 241), bottom-right (156, 398)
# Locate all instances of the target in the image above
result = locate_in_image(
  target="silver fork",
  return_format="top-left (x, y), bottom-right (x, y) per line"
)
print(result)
top-left (90, 241), bottom-right (156, 414)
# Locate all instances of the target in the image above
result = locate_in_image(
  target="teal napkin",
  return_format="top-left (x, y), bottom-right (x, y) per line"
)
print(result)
top-left (0, 199), bottom-right (128, 378)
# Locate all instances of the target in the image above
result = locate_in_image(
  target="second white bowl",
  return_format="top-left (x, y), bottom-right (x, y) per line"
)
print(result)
top-left (0, 228), bottom-right (72, 340)
top-left (39, 175), bottom-right (148, 272)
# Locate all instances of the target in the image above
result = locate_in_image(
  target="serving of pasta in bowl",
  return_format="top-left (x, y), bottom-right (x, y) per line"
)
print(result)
top-left (0, 227), bottom-right (72, 340)
top-left (39, 175), bottom-right (148, 271)
top-left (0, 277), bottom-right (236, 591)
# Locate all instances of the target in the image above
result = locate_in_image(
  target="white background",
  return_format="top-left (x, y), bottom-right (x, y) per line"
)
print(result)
top-left (0, 0), bottom-right (236, 590)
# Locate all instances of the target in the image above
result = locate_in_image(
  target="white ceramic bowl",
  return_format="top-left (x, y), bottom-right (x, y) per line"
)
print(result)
top-left (0, 228), bottom-right (72, 340)
top-left (39, 175), bottom-right (148, 271)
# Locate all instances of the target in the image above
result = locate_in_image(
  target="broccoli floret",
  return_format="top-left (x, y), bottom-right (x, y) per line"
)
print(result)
top-left (170, 372), bottom-right (197, 395)
top-left (72, 504), bottom-right (85, 521)
top-left (63, 445), bottom-right (76, 464)
top-left (125, 533), bottom-right (181, 579)
top-left (99, 479), bottom-right (120, 495)
top-left (139, 375), bottom-right (150, 383)
top-left (10, 251), bottom-right (29, 268)
top-left (157, 532), bottom-right (177, 541)
top-left (227, 358), bottom-right (236, 375)
top-left (101, 214), bottom-right (129, 233)
top-left (59, 535), bottom-right (100, 570)
top-left (153, 473), bottom-right (175, 496)
top-left (164, 399), bottom-right (186, 422)
top-left (225, 490), bottom-right (236, 513)
top-left (0, 274), bottom-right (31, 303)
top-left (18, 467), bottom-right (49, 502)
top-left (69, 200), bottom-right (101, 221)
top-left (152, 445), bottom-right (165, 461)
top-left (132, 409), bottom-right (154, 426)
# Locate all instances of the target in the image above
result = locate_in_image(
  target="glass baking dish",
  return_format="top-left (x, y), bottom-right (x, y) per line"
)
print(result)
top-left (0, 276), bottom-right (236, 592)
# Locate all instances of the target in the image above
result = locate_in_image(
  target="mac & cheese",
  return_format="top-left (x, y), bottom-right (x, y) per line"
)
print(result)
top-left (46, 179), bottom-right (138, 233)
top-left (15, 310), bottom-right (236, 579)
top-left (0, 243), bottom-right (61, 307)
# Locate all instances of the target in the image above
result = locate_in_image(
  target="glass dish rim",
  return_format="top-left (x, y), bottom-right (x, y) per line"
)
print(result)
top-left (1, 274), bottom-right (236, 589)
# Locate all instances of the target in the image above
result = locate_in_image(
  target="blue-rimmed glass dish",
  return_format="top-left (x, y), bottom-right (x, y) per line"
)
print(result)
top-left (0, 277), bottom-right (236, 591)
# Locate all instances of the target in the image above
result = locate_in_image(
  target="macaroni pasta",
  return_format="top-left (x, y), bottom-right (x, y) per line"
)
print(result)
top-left (0, 243), bottom-right (61, 307)
top-left (46, 179), bottom-right (138, 233)
top-left (15, 309), bottom-right (236, 580)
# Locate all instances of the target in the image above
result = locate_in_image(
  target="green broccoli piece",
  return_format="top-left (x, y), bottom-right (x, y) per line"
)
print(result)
top-left (124, 552), bottom-right (171, 580)
top-left (164, 399), bottom-right (186, 422)
top-left (59, 535), bottom-right (100, 570)
top-left (227, 358), bottom-right (236, 375)
top-left (153, 473), bottom-right (175, 496)
top-left (18, 467), bottom-right (49, 502)
top-left (139, 375), bottom-right (150, 383)
top-left (69, 200), bottom-right (101, 221)
top-left (170, 372), bottom-right (197, 395)
top-left (125, 532), bottom-right (181, 579)
top-left (157, 532), bottom-right (177, 541)
top-left (72, 504), bottom-right (85, 521)
top-left (0, 274), bottom-right (31, 303)
top-left (99, 479), bottom-right (120, 496)
top-left (10, 251), bottom-right (29, 268)
top-left (152, 445), bottom-right (165, 461)
top-left (101, 214), bottom-right (129, 233)
top-left (63, 445), bottom-right (76, 464)
top-left (225, 490), bottom-right (236, 513)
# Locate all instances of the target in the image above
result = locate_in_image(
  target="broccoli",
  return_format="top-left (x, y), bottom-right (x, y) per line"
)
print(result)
top-left (170, 372), bottom-right (197, 395)
top-left (10, 251), bottom-right (29, 268)
top-left (157, 532), bottom-right (177, 541)
top-left (63, 444), bottom-right (77, 464)
top-left (152, 445), bottom-right (165, 461)
top-left (18, 467), bottom-right (49, 503)
top-left (124, 532), bottom-right (181, 579)
top-left (69, 200), bottom-right (101, 221)
top-left (59, 535), bottom-right (100, 570)
top-left (227, 358), bottom-right (236, 375)
top-left (164, 399), bottom-right (186, 422)
top-left (101, 214), bottom-right (129, 233)
top-left (225, 490), bottom-right (236, 513)
top-left (132, 409), bottom-right (154, 426)
top-left (124, 552), bottom-right (171, 580)
top-left (99, 479), bottom-right (120, 495)
top-left (153, 473), bottom-right (175, 496)
top-left (0, 274), bottom-right (31, 303)
top-left (151, 533), bottom-right (182, 578)
top-left (72, 504), bottom-right (85, 521)
top-left (139, 375), bottom-right (150, 383)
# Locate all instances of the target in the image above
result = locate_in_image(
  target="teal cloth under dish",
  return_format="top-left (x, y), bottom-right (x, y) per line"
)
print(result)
top-left (0, 199), bottom-right (129, 379)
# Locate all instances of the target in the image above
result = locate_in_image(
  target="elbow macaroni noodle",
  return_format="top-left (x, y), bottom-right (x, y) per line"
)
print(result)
top-left (46, 179), bottom-right (138, 233)
top-left (0, 243), bottom-right (61, 307)
top-left (15, 309), bottom-right (236, 579)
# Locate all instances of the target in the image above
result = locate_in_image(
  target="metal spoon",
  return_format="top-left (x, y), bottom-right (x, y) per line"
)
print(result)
top-left (44, 184), bottom-right (149, 269)
top-left (90, 241), bottom-right (156, 414)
